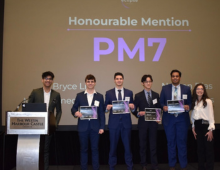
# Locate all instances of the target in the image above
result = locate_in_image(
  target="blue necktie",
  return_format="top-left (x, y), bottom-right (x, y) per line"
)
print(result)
top-left (147, 92), bottom-right (152, 107)
top-left (118, 90), bottom-right (122, 100)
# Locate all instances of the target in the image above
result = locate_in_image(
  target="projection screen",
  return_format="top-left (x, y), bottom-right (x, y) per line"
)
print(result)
top-left (2, 0), bottom-right (220, 126)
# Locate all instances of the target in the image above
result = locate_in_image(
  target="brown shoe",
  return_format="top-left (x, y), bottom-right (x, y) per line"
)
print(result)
top-left (169, 167), bottom-right (175, 170)
top-left (142, 166), bottom-right (147, 170)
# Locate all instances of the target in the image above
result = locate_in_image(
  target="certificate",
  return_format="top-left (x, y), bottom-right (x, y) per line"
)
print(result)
top-left (112, 100), bottom-right (130, 114)
top-left (145, 108), bottom-right (161, 121)
top-left (80, 106), bottom-right (98, 119)
top-left (167, 99), bottom-right (184, 113)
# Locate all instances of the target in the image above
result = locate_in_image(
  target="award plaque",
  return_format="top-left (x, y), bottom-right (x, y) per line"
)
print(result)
top-left (167, 99), bottom-right (184, 113)
top-left (145, 108), bottom-right (161, 121)
top-left (112, 100), bottom-right (129, 114)
top-left (80, 106), bottom-right (98, 119)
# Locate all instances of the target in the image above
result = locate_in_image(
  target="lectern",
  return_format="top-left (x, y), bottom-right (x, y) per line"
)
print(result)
top-left (6, 111), bottom-right (48, 170)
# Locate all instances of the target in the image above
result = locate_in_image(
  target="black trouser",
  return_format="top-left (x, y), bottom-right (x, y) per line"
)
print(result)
top-left (138, 121), bottom-right (158, 169)
top-left (40, 134), bottom-right (53, 170)
top-left (194, 119), bottom-right (214, 170)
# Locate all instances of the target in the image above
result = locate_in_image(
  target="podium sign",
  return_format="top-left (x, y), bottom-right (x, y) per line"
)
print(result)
top-left (6, 112), bottom-right (48, 170)
top-left (6, 112), bottom-right (48, 135)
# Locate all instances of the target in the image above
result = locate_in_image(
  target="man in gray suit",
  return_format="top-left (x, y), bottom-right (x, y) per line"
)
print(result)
top-left (28, 71), bottom-right (62, 170)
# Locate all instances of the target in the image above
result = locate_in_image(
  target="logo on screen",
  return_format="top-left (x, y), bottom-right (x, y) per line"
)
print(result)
top-left (121, 0), bottom-right (138, 9)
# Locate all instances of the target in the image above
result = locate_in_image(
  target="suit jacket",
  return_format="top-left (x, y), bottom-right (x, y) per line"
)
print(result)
top-left (105, 88), bottom-right (134, 129)
top-left (28, 87), bottom-right (62, 126)
top-left (71, 91), bottom-right (105, 132)
top-left (133, 90), bottom-right (161, 129)
top-left (160, 84), bottom-right (191, 126)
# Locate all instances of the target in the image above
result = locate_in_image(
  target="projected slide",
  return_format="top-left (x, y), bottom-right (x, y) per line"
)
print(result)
top-left (2, 0), bottom-right (220, 125)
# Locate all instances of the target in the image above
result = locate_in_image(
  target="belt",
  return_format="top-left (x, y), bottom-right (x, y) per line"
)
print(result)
top-left (169, 112), bottom-right (184, 117)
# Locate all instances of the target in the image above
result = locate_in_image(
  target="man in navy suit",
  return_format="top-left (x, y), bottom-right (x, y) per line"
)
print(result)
top-left (132, 75), bottom-right (161, 170)
top-left (105, 72), bottom-right (135, 170)
top-left (160, 70), bottom-right (191, 170)
top-left (71, 74), bottom-right (105, 170)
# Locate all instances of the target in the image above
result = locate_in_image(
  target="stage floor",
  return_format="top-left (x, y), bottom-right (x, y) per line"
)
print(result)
top-left (12, 163), bottom-right (219, 170)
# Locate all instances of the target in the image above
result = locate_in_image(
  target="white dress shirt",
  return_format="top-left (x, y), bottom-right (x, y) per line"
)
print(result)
top-left (44, 89), bottom-right (51, 111)
top-left (115, 87), bottom-right (124, 100)
top-left (84, 90), bottom-right (97, 106)
top-left (172, 84), bottom-right (181, 100)
top-left (191, 99), bottom-right (215, 130)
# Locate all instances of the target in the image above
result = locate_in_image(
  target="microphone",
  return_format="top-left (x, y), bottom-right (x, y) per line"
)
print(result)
top-left (14, 97), bottom-right (29, 111)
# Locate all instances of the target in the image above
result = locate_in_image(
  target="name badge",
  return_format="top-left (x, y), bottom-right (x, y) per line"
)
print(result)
top-left (125, 97), bottom-right (130, 102)
top-left (182, 94), bottom-right (187, 99)
top-left (94, 100), bottom-right (99, 107)
top-left (153, 99), bottom-right (157, 104)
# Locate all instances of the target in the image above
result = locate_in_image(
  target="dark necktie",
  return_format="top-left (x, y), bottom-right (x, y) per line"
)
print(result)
top-left (118, 90), bottom-right (122, 100)
top-left (147, 92), bottom-right (152, 107)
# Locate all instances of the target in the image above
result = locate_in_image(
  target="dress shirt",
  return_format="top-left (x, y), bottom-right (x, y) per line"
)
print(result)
top-left (191, 99), bottom-right (215, 130)
top-left (84, 90), bottom-right (97, 106)
top-left (115, 87), bottom-right (124, 100)
top-left (172, 84), bottom-right (181, 100)
top-left (144, 89), bottom-right (152, 103)
top-left (44, 89), bottom-right (51, 111)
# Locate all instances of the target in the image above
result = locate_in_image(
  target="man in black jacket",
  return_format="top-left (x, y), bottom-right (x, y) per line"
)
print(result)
top-left (132, 75), bottom-right (161, 170)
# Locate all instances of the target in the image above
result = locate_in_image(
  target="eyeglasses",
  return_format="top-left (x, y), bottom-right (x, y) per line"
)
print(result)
top-left (196, 88), bottom-right (204, 91)
top-left (44, 77), bottom-right (53, 81)
top-left (144, 81), bottom-right (152, 84)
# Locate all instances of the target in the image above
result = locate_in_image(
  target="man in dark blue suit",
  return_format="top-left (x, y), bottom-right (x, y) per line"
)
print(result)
top-left (105, 72), bottom-right (135, 170)
top-left (160, 70), bottom-right (191, 170)
top-left (132, 75), bottom-right (161, 170)
top-left (71, 74), bottom-right (105, 170)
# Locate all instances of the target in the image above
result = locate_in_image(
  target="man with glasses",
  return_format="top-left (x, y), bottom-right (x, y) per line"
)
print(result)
top-left (28, 71), bottom-right (62, 170)
top-left (160, 70), bottom-right (191, 170)
top-left (71, 74), bottom-right (105, 170)
top-left (132, 75), bottom-right (160, 170)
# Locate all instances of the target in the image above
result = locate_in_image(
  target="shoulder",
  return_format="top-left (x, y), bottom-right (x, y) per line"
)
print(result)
top-left (180, 84), bottom-right (190, 90)
top-left (31, 87), bottom-right (43, 95)
top-left (96, 92), bottom-right (104, 98)
top-left (124, 88), bottom-right (133, 93)
top-left (206, 98), bottom-right (213, 105)
top-left (151, 90), bottom-right (159, 96)
top-left (106, 88), bottom-right (114, 94)
top-left (135, 90), bottom-right (144, 96)
top-left (76, 91), bottom-right (85, 96)
top-left (162, 84), bottom-right (171, 89)
top-left (161, 84), bottom-right (171, 93)
top-left (51, 89), bottom-right (61, 96)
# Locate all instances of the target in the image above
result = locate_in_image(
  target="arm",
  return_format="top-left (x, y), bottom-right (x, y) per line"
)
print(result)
top-left (132, 94), bottom-right (139, 118)
top-left (184, 86), bottom-right (192, 111)
top-left (71, 94), bottom-right (80, 117)
top-left (207, 99), bottom-right (215, 130)
top-left (28, 90), bottom-right (35, 103)
top-left (105, 92), bottom-right (112, 111)
top-left (55, 93), bottom-right (62, 126)
top-left (128, 91), bottom-right (134, 110)
top-left (160, 86), bottom-right (168, 112)
top-left (98, 95), bottom-right (105, 134)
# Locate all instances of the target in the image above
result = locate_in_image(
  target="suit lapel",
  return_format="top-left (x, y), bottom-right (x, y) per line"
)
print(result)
top-left (91, 93), bottom-right (97, 106)
top-left (48, 90), bottom-right (54, 110)
top-left (169, 84), bottom-right (173, 100)
top-left (39, 88), bottom-right (44, 103)
top-left (141, 90), bottom-right (148, 105)
top-left (83, 93), bottom-right (89, 106)
top-left (112, 88), bottom-right (117, 101)
top-left (180, 84), bottom-right (183, 99)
